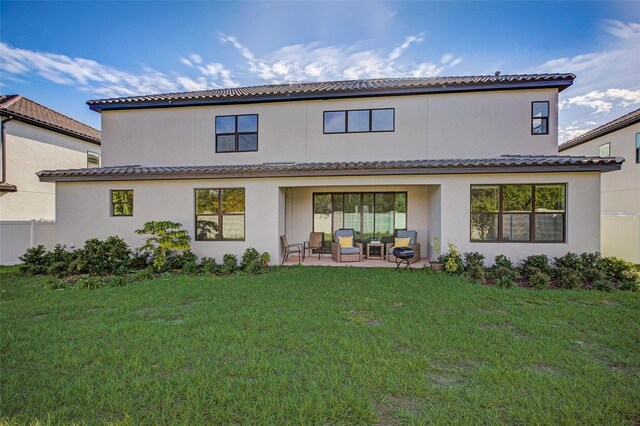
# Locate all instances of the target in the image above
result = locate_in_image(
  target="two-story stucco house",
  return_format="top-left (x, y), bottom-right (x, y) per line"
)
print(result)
top-left (37, 74), bottom-right (623, 264)
top-left (559, 109), bottom-right (640, 263)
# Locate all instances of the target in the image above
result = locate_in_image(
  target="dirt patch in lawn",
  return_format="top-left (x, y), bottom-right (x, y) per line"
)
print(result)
top-left (349, 310), bottom-right (381, 327)
top-left (376, 394), bottom-right (423, 425)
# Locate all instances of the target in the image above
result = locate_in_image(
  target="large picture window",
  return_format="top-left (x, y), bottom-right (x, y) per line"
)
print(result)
top-left (323, 108), bottom-right (394, 134)
top-left (313, 192), bottom-right (407, 243)
top-left (111, 190), bottom-right (133, 216)
top-left (215, 115), bottom-right (258, 153)
top-left (195, 188), bottom-right (245, 240)
top-left (471, 184), bottom-right (565, 243)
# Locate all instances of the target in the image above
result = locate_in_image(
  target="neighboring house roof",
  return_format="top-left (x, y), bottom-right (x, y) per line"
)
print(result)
top-left (0, 95), bottom-right (101, 144)
top-left (87, 73), bottom-right (575, 111)
top-left (0, 182), bottom-right (18, 192)
top-left (38, 155), bottom-right (622, 182)
top-left (559, 108), bottom-right (640, 152)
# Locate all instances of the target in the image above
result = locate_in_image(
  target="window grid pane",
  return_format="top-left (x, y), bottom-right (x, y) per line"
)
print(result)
top-left (215, 115), bottom-right (258, 152)
top-left (324, 111), bottom-right (346, 133)
top-left (347, 110), bottom-right (370, 132)
top-left (324, 109), bottom-right (395, 134)
top-left (371, 109), bottom-right (394, 131)
top-left (195, 188), bottom-right (244, 241)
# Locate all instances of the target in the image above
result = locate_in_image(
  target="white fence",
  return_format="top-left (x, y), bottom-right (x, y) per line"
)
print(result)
top-left (601, 215), bottom-right (640, 264)
top-left (0, 220), bottom-right (56, 266)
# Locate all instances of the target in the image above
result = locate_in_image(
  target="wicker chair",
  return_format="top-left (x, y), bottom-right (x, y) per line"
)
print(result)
top-left (304, 232), bottom-right (324, 259)
top-left (331, 229), bottom-right (363, 263)
top-left (386, 230), bottom-right (421, 264)
top-left (280, 235), bottom-right (303, 264)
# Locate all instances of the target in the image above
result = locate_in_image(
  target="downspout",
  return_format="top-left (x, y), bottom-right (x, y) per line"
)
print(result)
top-left (1, 116), bottom-right (13, 184)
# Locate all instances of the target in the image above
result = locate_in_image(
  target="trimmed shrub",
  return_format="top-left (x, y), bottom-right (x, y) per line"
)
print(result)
top-left (618, 280), bottom-right (639, 292)
top-left (245, 258), bottom-right (265, 275)
top-left (221, 254), bottom-right (238, 274)
top-left (530, 271), bottom-right (551, 289)
top-left (241, 248), bottom-right (260, 271)
top-left (130, 251), bottom-right (150, 270)
top-left (599, 256), bottom-right (636, 281)
top-left (465, 264), bottom-right (485, 282)
top-left (168, 250), bottom-right (198, 270)
top-left (494, 254), bottom-right (514, 269)
top-left (580, 252), bottom-right (601, 270)
top-left (260, 252), bottom-right (271, 267)
top-left (594, 279), bottom-right (615, 292)
top-left (47, 261), bottom-right (69, 278)
top-left (76, 236), bottom-right (131, 275)
top-left (554, 252), bottom-right (581, 270)
top-left (496, 277), bottom-right (515, 289)
top-left (438, 243), bottom-right (463, 274)
top-left (521, 255), bottom-right (552, 278)
top-left (554, 266), bottom-right (583, 289)
top-left (463, 252), bottom-right (485, 270)
top-left (200, 257), bottom-right (219, 274)
top-left (491, 265), bottom-right (520, 282)
top-left (582, 267), bottom-right (606, 284)
top-left (18, 245), bottom-right (49, 275)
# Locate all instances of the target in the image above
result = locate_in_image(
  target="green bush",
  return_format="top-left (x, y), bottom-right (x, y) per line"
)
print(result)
top-left (530, 271), bottom-right (551, 289)
top-left (108, 276), bottom-right (128, 287)
top-left (241, 248), bottom-right (260, 270)
top-left (45, 279), bottom-right (68, 291)
top-left (554, 252), bottom-right (581, 270)
top-left (463, 252), bottom-right (485, 270)
top-left (129, 251), bottom-right (150, 270)
top-left (491, 265), bottom-right (520, 282)
top-left (494, 254), bottom-right (514, 269)
top-left (245, 258), bottom-right (265, 275)
top-left (554, 266), bottom-right (583, 289)
top-left (47, 261), bottom-right (69, 278)
top-left (580, 252), bottom-right (601, 270)
top-left (594, 279), bottom-right (615, 292)
top-left (582, 267), bottom-right (605, 284)
top-left (75, 276), bottom-right (106, 290)
top-left (168, 250), bottom-right (198, 270)
top-left (76, 236), bottom-right (131, 275)
top-left (200, 257), bottom-right (219, 274)
top-left (260, 252), bottom-right (271, 267)
top-left (521, 255), bottom-right (552, 278)
top-left (465, 264), bottom-right (485, 282)
top-left (221, 254), bottom-right (238, 274)
top-left (135, 221), bottom-right (191, 272)
top-left (599, 257), bottom-right (634, 281)
top-left (496, 277), bottom-right (515, 289)
top-left (132, 268), bottom-right (154, 282)
top-left (438, 243), bottom-right (463, 274)
top-left (18, 245), bottom-right (50, 275)
top-left (618, 280), bottom-right (639, 292)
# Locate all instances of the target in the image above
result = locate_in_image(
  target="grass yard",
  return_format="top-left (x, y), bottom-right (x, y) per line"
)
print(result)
top-left (1, 265), bottom-right (639, 425)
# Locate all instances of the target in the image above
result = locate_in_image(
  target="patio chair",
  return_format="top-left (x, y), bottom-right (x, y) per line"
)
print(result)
top-left (304, 232), bottom-right (324, 260)
top-left (331, 229), bottom-right (363, 263)
top-left (386, 230), bottom-right (421, 264)
top-left (280, 235), bottom-right (304, 264)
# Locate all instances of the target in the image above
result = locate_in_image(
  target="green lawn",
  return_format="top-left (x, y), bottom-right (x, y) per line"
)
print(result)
top-left (1, 266), bottom-right (639, 425)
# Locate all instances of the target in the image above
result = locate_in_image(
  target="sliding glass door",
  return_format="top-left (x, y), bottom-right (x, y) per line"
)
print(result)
top-left (313, 192), bottom-right (408, 243)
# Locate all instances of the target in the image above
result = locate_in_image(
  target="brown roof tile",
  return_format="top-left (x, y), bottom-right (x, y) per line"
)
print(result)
top-left (0, 95), bottom-right (101, 144)
top-left (559, 108), bottom-right (640, 151)
top-left (37, 155), bottom-right (622, 182)
top-left (87, 73), bottom-right (575, 111)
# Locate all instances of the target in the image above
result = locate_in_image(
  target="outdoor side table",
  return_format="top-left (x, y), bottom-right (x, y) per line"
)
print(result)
top-left (366, 242), bottom-right (385, 260)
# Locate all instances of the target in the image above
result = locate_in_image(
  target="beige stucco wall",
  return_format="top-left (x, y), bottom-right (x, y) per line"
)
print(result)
top-left (101, 88), bottom-right (558, 167)
top-left (561, 122), bottom-right (640, 214)
top-left (0, 120), bottom-right (100, 220)
top-left (54, 171), bottom-right (599, 265)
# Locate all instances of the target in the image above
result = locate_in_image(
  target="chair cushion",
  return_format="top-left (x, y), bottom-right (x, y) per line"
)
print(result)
top-left (335, 229), bottom-right (354, 242)
top-left (341, 247), bottom-right (360, 255)
top-left (338, 236), bottom-right (354, 248)
top-left (394, 237), bottom-right (411, 248)
top-left (396, 230), bottom-right (417, 245)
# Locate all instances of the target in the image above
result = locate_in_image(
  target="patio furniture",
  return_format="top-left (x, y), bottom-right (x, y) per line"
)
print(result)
top-left (393, 247), bottom-right (415, 271)
top-left (331, 229), bottom-right (363, 263)
top-left (304, 232), bottom-right (324, 260)
top-left (386, 230), bottom-right (421, 264)
top-left (280, 235), bottom-right (304, 264)
top-left (366, 242), bottom-right (385, 260)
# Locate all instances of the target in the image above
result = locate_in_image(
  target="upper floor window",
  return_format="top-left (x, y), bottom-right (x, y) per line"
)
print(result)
top-left (323, 108), bottom-right (394, 134)
top-left (531, 101), bottom-right (549, 135)
top-left (87, 151), bottom-right (100, 168)
top-left (195, 188), bottom-right (245, 241)
top-left (598, 143), bottom-right (610, 157)
top-left (636, 133), bottom-right (639, 163)
top-left (471, 184), bottom-right (565, 243)
top-left (216, 114), bottom-right (258, 153)
top-left (111, 190), bottom-right (133, 216)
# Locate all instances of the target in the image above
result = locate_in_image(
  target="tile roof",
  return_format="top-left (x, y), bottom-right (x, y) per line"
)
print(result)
top-left (87, 73), bottom-right (575, 111)
top-left (37, 155), bottom-right (622, 182)
top-left (0, 95), bottom-right (101, 144)
top-left (559, 108), bottom-right (640, 151)
top-left (0, 182), bottom-right (18, 192)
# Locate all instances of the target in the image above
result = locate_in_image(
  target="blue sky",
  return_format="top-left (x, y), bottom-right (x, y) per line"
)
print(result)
top-left (1, 1), bottom-right (639, 142)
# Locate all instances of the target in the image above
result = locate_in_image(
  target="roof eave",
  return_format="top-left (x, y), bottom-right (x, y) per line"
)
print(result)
top-left (88, 79), bottom-right (574, 113)
top-left (0, 111), bottom-right (101, 145)
top-left (37, 163), bottom-right (620, 183)
top-left (559, 114), bottom-right (640, 151)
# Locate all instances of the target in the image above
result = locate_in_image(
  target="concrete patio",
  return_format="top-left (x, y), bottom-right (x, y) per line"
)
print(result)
top-left (282, 254), bottom-right (430, 268)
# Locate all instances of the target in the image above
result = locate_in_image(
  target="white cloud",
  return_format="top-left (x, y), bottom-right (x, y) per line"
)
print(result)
top-left (559, 89), bottom-right (640, 114)
top-left (0, 42), bottom-right (238, 98)
top-left (219, 33), bottom-right (452, 83)
top-left (440, 53), bottom-right (453, 64)
top-left (189, 53), bottom-right (203, 64)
